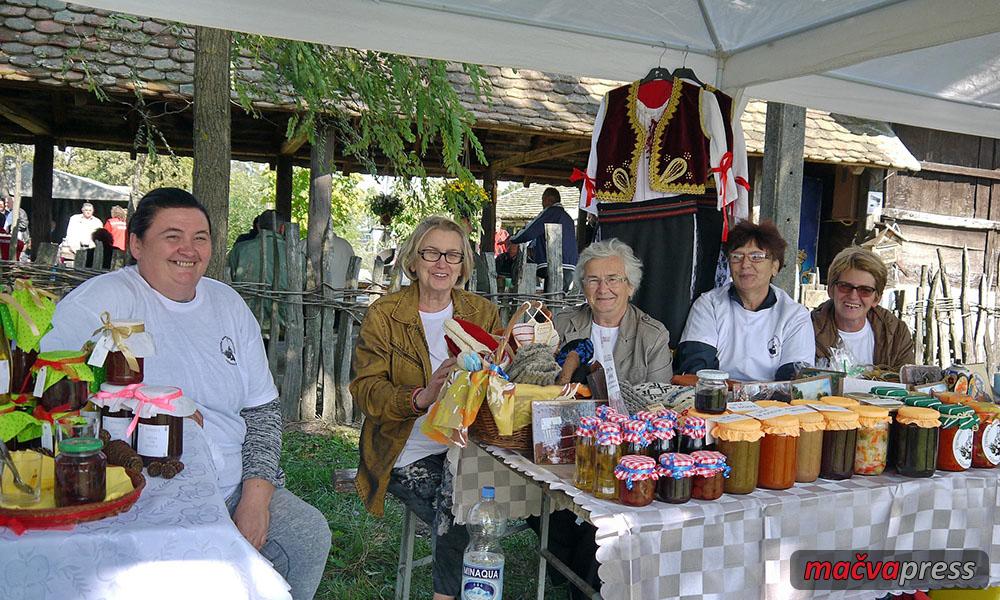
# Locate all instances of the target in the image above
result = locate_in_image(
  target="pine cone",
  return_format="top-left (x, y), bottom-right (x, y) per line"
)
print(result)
top-left (159, 460), bottom-right (180, 479)
top-left (99, 430), bottom-right (112, 444)
top-left (104, 440), bottom-right (143, 472)
top-left (147, 460), bottom-right (163, 477)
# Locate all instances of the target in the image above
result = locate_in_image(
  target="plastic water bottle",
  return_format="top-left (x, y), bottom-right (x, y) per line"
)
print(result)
top-left (461, 486), bottom-right (506, 600)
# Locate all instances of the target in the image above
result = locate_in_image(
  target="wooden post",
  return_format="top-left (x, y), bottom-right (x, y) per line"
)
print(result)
top-left (757, 102), bottom-right (806, 296)
top-left (961, 246), bottom-right (974, 363)
top-left (914, 265), bottom-right (926, 360)
top-left (986, 253), bottom-right (997, 375)
top-left (334, 256), bottom-right (362, 424)
top-left (6, 148), bottom-right (24, 260)
top-left (192, 26), bottom-right (232, 281)
top-left (936, 248), bottom-right (959, 364)
top-left (544, 223), bottom-right (562, 296)
top-left (481, 170), bottom-right (496, 254)
top-left (976, 254), bottom-right (990, 368)
top-left (925, 269), bottom-right (938, 366)
top-left (280, 223), bottom-right (305, 422)
top-left (30, 137), bottom-right (54, 249)
top-left (275, 154), bottom-right (293, 222)
top-left (316, 220), bottom-right (340, 423)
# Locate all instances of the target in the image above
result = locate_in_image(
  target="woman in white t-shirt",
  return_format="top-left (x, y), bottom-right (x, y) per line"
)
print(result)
top-left (351, 216), bottom-right (500, 600)
top-left (811, 246), bottom-right (915, 370)
top-left (677, 220), bottom-right (815, 381)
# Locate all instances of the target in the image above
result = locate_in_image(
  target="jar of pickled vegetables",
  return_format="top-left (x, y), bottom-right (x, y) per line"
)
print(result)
top-left (648, 417), bottom-right (677, 457)
top-left (937, 404), bottom-right (977, 472)
top-left (685, 409), bottom-right (722, 449)
top-left (594, 424), bottom-right (623, 500)
top-left (851, 405), bottom-right (891, 476)
top-left (970, 402), bottom-right (1000, 468)
top-left (621, 419), bottom-right (652, 457)
top-left (818, 409), bottom-right (859, 480)
top-left (615, 455), bottom-right (659, 507)
top-left (893, 406), bottom-right (940, 478)
top-left (787, 408), bottom-right (825, 483)
top-left (713, 416), bottom-right (763, 494)
top-left (822, 396), bottom-right (860, 409)
top-left (757, 414), bottom-right (800, 490)
top-left (633, 410), bottom-right (658, 426)
top-left (694, 369), bottom-right (729, 414)
top-left (655, 452), bottom-right (694, 504)
top-left (574, 416), bottom-right (600, 492)
top-left (678, 415), bottom-right (708, 454)
top-left (689, 450), bottom-right (729, 501)
top-left (655, 407), bottom-right (679, 424)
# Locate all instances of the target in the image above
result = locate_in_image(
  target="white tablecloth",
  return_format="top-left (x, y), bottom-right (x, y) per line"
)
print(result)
top-left (1, 425), bottom-right (291, 600)
top-left (451, 443), bottom-right (1000, 600)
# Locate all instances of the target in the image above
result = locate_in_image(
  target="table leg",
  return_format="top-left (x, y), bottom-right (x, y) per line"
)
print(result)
top-left (535, 490), bottom-right (602, 599)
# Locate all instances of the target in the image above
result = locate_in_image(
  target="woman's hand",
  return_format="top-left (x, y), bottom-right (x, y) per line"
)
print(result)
top-left (233, 478), bottom-right (274, 550)
top-left (414, 357), bottom-right (457, 410)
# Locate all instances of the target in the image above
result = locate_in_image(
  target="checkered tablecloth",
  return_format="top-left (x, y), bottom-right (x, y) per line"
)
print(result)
top-left (450, 443), bottom-right (1000, 600)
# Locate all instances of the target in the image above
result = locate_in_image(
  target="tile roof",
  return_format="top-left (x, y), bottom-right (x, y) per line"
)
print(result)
top-left (0, 0), bottom-right (918, 171)
top-left (496, 184), bottom-right (580, 224)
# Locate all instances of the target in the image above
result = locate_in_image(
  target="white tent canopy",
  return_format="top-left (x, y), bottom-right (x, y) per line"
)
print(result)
top-left (78, 0), bottom-right (1000, 138)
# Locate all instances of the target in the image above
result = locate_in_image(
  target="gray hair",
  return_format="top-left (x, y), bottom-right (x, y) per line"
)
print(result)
top-left (575, 237), bottom-right (643, 298)
top-left (81, 202), bottom-right (95, 211)
top-left (398, 215), bottom-right (475, 288)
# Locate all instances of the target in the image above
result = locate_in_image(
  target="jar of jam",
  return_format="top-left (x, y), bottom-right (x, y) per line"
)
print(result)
top-left (93, 318), bottom-right (150, 386)
top-left (633, 410), bottom-right (658, 427)
top-left (574, 416), bottom-right (600, 491)
top-left (936, 404), bottom-right (977, 472)
top-left (677, 415), bottom-right (707, 454)
top-left (54, 437), bottom-right (106, 507)
top-left (970, 402), bottom-right (1000, 468)
top-left (616, 455), bottom-right (658, 506)
top-left (818, 409), bottom-right (859, 480)
top-left (648, 417), bottom-right (677, 457)
top-left (105, 352), bottom-right (144, 386)
top-left (788, 408), bottom-right (825, 483)
top-left (621, 419), bottom-right (652, 457)
top-left (689, 450), bottom-right (729, 501)
top-left (893, 406), bottom-right (940, 477)
top-left (596, 405), bottom-right (615, 420)
top-left (594, 424), bottom-right (623, 500)
top-left (32, 351), bottom-right (94, 412)
top-left (757, 414), bottom-right (800, 490)
top-left (851, 405), bottom-right (891, 476)
top-left (133, 386), bottom-right (194, 466)
top-left (694, 369), bottom-right (729, 415)
top-left (95, 383), bottom-right (138, 446)
top-left (713, 416), bottom-right (763, 494)
top-left (821, 396), bottom-right (860, 409)
top-left (10, 346), bottom-right (38, 394)
top-left (655, 452), bottom-right (694, 504)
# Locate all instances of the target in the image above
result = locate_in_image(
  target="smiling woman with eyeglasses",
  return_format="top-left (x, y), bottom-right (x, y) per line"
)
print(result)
top-left (812, 246), bottom-right (914, 370)
top-left (676, 220), bottom-right (815, 382)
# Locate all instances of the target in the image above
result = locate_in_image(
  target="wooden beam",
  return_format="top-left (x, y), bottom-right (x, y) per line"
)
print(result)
top-left (883, 207), bottom-right (1000, 231)
top-left (275, 153), bottom-right (293, 221)
top-left (280, 127), bottom-right (309, 156)
top-left (919, 161), bottom-right (1000, 181)
top-left (489, 139), bottom-right (589, 173)
top-left (30, 137), bottom-right (54, 247)
top-left (0, 100), bottom-right (52, 136)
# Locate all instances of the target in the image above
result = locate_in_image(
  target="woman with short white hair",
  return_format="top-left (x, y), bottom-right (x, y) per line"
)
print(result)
top-left (555, 237), bottom-right (673, 395)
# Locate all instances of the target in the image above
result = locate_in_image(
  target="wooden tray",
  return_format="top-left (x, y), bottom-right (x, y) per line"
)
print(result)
top-left (0, 469), bottom-right (145, 535)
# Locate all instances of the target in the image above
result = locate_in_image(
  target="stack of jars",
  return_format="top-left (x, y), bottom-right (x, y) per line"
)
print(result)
top-left (893, 406), bottom-right (940, 477)
top-left (936, 404), bottom-right (978, 472)
top-left (615, 455), bottom-right (659, 506)
top-left (757, 414), bottom-right (800, 490)
top-left (713, 417), bottom-right (763, 494)
top-left (851, 405), bottom-right (892, 476)
top-left (818, 409), bottom-right (859, 480)
top-left (656, 453), bottom-right (695, 504)
top-left (689, 450), bottom-right (729, 500)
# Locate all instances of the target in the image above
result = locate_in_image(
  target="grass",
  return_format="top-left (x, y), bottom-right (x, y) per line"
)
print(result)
top-left (280, 425), bottom-right (570, 600)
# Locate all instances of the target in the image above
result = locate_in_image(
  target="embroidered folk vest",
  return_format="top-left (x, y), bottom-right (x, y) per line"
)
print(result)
top-left (593, 79), bottom-right (713, 203)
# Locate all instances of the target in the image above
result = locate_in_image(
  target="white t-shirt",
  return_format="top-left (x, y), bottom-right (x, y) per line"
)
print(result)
top-left (64, 213), bottom-right (104, 252)
top-left (394, 303), bottom-right (453, 468)
top-left (838, 320), bottom-right (875, 366)
top-left (40, 266), bottom-right (278, 499)
top-left (680, 283), bottom-right (815, 381)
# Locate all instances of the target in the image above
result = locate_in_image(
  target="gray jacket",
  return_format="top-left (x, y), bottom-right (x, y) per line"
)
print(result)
top-left (554, 303), bottom-right (673, 384)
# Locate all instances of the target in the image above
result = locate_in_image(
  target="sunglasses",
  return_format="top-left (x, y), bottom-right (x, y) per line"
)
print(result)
top-left (833, 281), bottom-right (877, 298)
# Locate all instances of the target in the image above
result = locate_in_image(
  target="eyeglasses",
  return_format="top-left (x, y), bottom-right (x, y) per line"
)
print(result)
top-left (833, 281), bottom-right (877, 298)
top-left (418, 248), bottom-right (464, 264)
top-left (728, 251), bottom-right (770, 264)
top-left (582, 275), bottom-right (628, 288)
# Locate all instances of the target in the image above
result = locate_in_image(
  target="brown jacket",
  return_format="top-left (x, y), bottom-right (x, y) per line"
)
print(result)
top-left (811, 299), bottom-right (915, 370)
top-left (351, 284), bottom-right (500, 516)
top-left (554, 303), bottom-right (673, 384)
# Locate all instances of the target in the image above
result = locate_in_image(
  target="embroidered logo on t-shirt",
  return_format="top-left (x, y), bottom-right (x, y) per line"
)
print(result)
top-left (767, 335), bottom-right (781, 358)
top-left (220, 336), bottom-right (237, 365)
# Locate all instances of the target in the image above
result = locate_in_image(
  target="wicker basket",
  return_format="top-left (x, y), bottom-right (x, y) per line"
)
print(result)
top-left (0, 468), bottom-right (145, 534)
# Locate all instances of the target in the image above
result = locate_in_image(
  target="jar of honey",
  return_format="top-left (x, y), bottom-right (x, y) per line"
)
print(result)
top-left (574, 416), bottom-right (600, 491)
top-left (893, 406), bottom-right (940, 478)
top-left (713, 416), bottom-right (763, 494)
top-left (936, 404), bottom-right (977, 472)
top-left (593, 423), bottom-right (623, 500)
top-left (818, 409), bottom-right (859, 480)
top-left (757, 414), bottom-right (799, 490)
top-left (851, 405), bottom-right (892, 476)
top-left (969, 402), bottom-right (1000, 468)
top-left (615, 455), bottom-right (658, 507)
top-left (689, 450), bottom-right (729, 501)
top-left (655, 452), bottom-right (694, 504)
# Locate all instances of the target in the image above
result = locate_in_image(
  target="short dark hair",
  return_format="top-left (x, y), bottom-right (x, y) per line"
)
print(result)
top-left (129, 187), bottom-right (212, 240)
top-left (542, 187), bottom-right (561, 204)
top-left (724, 220), bottom-right (788, 270)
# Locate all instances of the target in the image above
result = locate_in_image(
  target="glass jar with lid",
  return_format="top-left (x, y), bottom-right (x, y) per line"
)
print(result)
top-left (621, 419), bottom-right (652, 457)
top-left (93, 383), bottom-right (138, 446)
top-left (936, 404), bottom-right (977, 472)
top-left (648, 417), bottom-right (677, 457)
top-left (757, 414), bottom-right (800, 490)
top-left (574, 416), bottom-right (600, 492)
top-left (615, 455), bottom-right (659, 507)
top-left (689, 450), bottom-right (729, 501)
top-left (133, 386), bottom-right (196, 466)
top-left (893, 406), bottom-right (940, 477)
top-left (713, 416), bottom-right (763, 494)
top-left (851, 405), bottom-right (892, 476)
top-left (818, 409), bottom-right (859, 480)
top-left (593, 424), bottom-right (623, 500)
top-left (787, 408), bottom-right (825, 483)
top-left (91, 316), bottom-right (154, 386)
top-left (821, 396), bottom-right (861, 409)
top-left (54, 437), bottom-right (107, 507)
top-left (32, 350), bottom-right (94, 412)
top-left (677, 415), bottom-right (708, 454)
top-left (970, 402), bottom-right (1000, 468)
top-left (694, 369), bottom-right (729, 415)
top-left (655, 453), bottom-right (694, 504)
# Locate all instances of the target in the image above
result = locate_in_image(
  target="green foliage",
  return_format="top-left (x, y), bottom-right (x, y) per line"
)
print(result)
top-left (369, 193), bottom-right (403, 222)
top-left (55, 148), bottom-right (192, 195)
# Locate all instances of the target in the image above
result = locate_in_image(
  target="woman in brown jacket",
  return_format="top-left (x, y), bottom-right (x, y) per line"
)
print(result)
top-left (812, 246), bottom-right (914, 370)
top-left (351, 216), bottom-right (500, 600)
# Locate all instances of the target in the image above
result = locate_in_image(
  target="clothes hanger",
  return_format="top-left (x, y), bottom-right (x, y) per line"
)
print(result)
top-left (671, 49), bottom-right (705, 87)
top-left (640, 45), bottom-right (673, 83)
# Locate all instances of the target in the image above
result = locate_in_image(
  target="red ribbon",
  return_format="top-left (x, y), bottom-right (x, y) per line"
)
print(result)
top-left (125, 386), bottom-right (183, 437)
top-left (31, 354), bottom-right (87, 374)
top-left (710, 152), bottom-right (735, 241)
top-left (32, 403), bottom-right (76, 424)
top-left (570, 168), bottom-right (597, 207)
